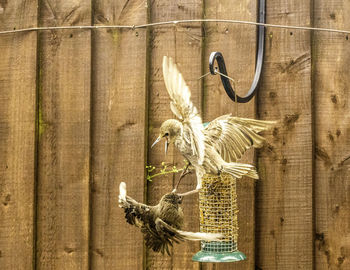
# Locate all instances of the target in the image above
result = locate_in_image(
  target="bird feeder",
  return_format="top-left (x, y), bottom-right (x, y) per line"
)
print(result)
top-left (192, 173), bottom-right (246, 262)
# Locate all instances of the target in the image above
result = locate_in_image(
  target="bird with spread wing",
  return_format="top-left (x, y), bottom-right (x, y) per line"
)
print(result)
top-left (118, 182), bottom-right (224, 255)
top-left (152, 56), bottom-right (276, 192)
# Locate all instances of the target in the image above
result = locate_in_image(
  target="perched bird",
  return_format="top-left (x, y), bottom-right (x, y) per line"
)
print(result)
top-left (152, 56), bottom-right (275, 191)
top-left (118, 182), bottom-right (224, 255)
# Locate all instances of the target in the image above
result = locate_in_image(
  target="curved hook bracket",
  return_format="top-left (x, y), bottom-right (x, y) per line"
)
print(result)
top-left (209, 0), bottom-right (265, 103)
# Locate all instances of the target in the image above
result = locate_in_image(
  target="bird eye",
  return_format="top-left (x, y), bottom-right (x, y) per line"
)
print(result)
top-left (164, 132), bottom-right (169, 137)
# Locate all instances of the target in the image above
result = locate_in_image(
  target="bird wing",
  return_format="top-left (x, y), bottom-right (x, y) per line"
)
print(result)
top-left (204, 114), bottom-right (276, 162)
top-left (118, 183), bottom-right (179, 255)
top-left (163, 56), bottom-right (205, 164)
top-left (119, 195), bottom-right (153, 228)
top-left (118, 182), bottom-right (153, 227)
top-left (156, 218), bottom-right (224, 242)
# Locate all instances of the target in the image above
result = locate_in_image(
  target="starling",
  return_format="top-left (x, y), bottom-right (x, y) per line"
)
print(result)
top-left (118, 182), bottom-right (224, 255)
top-left (152, 56), bottom-right (275, 191)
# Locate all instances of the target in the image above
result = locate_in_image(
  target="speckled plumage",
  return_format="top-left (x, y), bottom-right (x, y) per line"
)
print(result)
top-left (118, 182), bottom-right (224, 255)
top-left (153, 56), bottom-right (276, 189)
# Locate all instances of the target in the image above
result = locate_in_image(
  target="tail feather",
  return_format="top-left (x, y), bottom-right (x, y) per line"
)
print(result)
top-left (156, 218), bottom-right (224, 242)
top-left (222, 162), bottom-right (259, 179)
top-left (177, 231), bottom-right (225, 241)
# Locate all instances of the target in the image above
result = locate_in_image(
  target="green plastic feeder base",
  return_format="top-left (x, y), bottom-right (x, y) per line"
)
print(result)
top-left (192, 250), bottom-right (246, 263)
top-left (192, 242), bottom-right (246, 263)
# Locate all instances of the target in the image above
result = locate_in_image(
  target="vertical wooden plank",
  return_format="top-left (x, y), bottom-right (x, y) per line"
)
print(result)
top-left (313, 2), bottom-right (350, 269)
top-left (90, 0), bottom-right (148, 269)
top-left (202, 1), bottom-right (257, 269)
top-left (256, 1), bottom-right (313, 269)
top-left (0, 1), bottom-right (37, 268)
top-left (147, 1), bottom-right (202, 269)
top-left (36, 1), bottom-right (91, 269)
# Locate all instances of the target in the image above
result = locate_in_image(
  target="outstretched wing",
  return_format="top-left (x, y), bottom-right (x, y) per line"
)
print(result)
top-left (162, 56), bottom-right (198, 122)
top-left (204, 115), bottom-right (276, 162)
top-left (162, 56), bottom-right (205, 164)
top-left (118, 182), bottom-right (153, 227)
top-left (118, 183), bottom-right (179, 255)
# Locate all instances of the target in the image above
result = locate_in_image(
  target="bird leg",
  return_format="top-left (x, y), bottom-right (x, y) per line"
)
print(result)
top-left (172, 163), bottom-right (191, 193)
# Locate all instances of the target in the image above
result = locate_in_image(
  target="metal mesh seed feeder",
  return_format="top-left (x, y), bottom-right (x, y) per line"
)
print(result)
top-left (192, 173), bottom-right (246, 262)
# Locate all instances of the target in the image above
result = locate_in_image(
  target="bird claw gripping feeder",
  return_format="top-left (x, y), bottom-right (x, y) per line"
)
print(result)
top-left (193, 0), bottom-right (265, 262)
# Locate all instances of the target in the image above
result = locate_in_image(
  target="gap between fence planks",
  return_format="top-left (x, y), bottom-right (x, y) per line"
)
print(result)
top-left (0, 0), bottom-right (37, 269)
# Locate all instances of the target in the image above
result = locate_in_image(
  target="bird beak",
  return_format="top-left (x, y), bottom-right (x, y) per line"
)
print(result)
top-left (165, 139), bottom-right (169, 155)
top-left (151, 136), bottom-right (161, 148)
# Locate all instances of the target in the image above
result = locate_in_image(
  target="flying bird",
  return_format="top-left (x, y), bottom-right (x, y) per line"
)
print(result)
top-left (152, 56), bottom-right (275, 191)
top-left (118, 182), bottom-right (224, 255)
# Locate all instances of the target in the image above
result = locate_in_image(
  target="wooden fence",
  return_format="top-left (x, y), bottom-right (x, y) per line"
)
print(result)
top-left (0, 0), bottom-right (349, 269)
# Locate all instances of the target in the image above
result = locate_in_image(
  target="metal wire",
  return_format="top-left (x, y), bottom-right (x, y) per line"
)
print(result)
top-left (214, 70), bottom-right (236, 85)
top-left (198, 71), bottom-right (211, 80)
top-left (0, 19), bottom-right (349, 35)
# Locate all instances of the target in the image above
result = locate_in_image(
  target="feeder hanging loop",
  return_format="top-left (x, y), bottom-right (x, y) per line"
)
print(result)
top-left (209, 0), bottom-right (265, 103)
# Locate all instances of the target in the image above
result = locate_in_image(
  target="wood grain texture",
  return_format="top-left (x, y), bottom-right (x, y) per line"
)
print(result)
top-left (147, 1), bottom-right (202, 269)
top-left (0, 1), bottom-right (37, 268)
top-left (36, 1), bottom-right (91, 268)
top-left (313, 1), bottom-right (350, 269)
top-left (90, 0), bottom-right (148, 269)
top-left (2, 2), bottom-right (350, 269)
top-left (256, 1), bottom-right (313, 269)
top-left (202, 1), bottom-right (257, 269)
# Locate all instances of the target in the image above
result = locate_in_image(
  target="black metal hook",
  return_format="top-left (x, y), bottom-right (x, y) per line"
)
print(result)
top-left (209, 0), bottom-right (265, 103)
